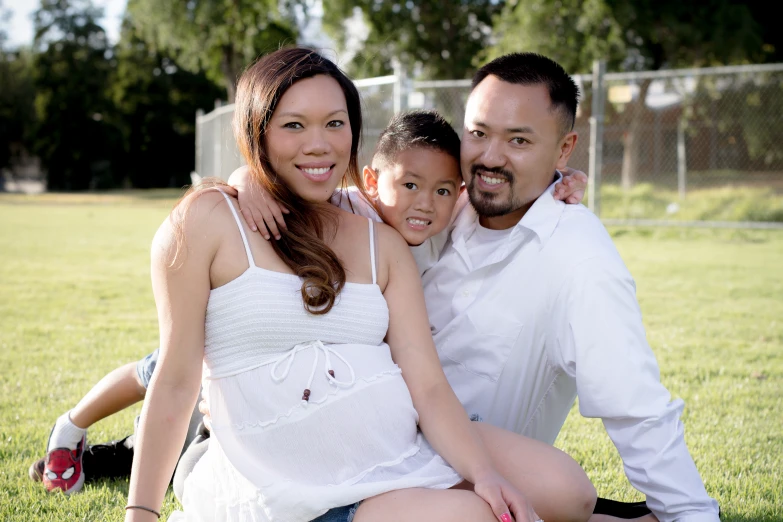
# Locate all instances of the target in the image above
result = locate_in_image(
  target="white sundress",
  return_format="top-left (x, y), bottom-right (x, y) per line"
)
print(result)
top-left (171, 191), bottom-right (462, 522)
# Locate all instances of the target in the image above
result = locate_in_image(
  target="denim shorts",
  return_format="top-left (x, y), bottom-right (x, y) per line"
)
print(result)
top-left (135, 348), bottom-right (160, 389)
top-left (311, 503), bottom-right (361, 522)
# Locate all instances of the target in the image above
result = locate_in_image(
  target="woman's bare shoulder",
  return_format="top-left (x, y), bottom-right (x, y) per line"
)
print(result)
top-left (335, 210), bottom-right (407, 250)
top-left (373, 220), bottom-right (417, 284)
top-left (374, 220), bottom-right (411, 253)
top-left (153, 188), bottom-right (237, 265)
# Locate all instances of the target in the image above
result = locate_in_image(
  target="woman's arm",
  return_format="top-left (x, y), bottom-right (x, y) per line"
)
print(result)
top-left (224, 165), bottom-right (289, 240)
top-left (378, 224), bottom-right (539, 522)
top-left (125, 193), bottom-right (221, 521)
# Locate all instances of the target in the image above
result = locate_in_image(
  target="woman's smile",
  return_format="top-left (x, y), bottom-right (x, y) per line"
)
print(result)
top-left (297, 162), bottom-right (336, 183)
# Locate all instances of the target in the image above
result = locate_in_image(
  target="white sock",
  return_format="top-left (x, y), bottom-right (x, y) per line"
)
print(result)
top-left (47, 412), bottom-right (87, 452)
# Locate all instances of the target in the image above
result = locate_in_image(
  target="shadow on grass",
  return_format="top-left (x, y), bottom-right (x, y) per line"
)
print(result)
top-left (85, 476), bottom-right (130, 492)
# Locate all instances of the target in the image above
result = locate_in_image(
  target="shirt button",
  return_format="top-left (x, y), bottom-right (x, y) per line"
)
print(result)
top-left (462, 290), bottom-right (470, 297)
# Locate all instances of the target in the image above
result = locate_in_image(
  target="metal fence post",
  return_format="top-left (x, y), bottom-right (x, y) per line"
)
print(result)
top-left (392, 59), bottom-right (408, 114)
top-left (677, 118), bottom-right (687, 200)
top-left (211, 100), bottom-right (221, 180)
top-left (195, 109), bottom-right (204, 180)
top-left (588, 60), bottom-right (606, 217)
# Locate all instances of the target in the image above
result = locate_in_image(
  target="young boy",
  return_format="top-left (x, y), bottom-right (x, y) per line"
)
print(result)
top-left (31, 110), bottom-right (586, 494)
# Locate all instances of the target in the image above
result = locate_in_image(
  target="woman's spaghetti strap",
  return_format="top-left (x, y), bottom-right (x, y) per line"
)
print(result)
top-left (216, 188), bottom-right (256, 267)
top-left (368, 219), bottom-right (377, 285)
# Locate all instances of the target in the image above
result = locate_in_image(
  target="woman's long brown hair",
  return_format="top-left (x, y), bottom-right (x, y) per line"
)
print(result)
top-left (178, 47), bottom-right (368, 315)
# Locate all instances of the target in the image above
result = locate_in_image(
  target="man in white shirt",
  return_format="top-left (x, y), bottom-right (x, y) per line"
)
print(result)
top-left (421, 53), bottom-right (720, 522)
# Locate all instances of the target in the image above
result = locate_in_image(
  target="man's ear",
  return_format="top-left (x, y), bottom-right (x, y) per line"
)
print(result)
top-left (363, 166), bottom-right (379, 198)
top-left (555, 132), bottom-right (578, 170)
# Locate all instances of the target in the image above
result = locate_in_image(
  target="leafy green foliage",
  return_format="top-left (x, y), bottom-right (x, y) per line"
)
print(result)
top-left (0, 48), bottom-right (36, 171)
top-left (7, 0), bottom-right (224, 190)
top-left (487, 0), bottom-right (767, 74)
top-left (31, 0), bottom-right (123, 190)
top-left (484, 0), bottom-right (626, 73)
top-left (126, 0), bottom-right (298, 101)
top-left (605, 0), bottom-right (763, 70)
top-left (110, 22), bottom-right (223, 188)
top-left (323, 0), bottom-right (501, 80)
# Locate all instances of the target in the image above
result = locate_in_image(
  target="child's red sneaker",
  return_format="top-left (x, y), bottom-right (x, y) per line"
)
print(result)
top-left (42, 434), bottom-right (86, 494)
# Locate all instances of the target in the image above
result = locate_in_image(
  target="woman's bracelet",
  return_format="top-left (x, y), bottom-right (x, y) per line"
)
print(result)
top-left (125, 505), bottom-right (161, 519)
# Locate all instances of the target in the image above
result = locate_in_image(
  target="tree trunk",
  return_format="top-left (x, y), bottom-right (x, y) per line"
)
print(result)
top-left (621, 79), bottom-right (651, 191)
top-left (221, 46), bottom-right (238, 103)
top-left (224, 77), bottom-right (236, 104)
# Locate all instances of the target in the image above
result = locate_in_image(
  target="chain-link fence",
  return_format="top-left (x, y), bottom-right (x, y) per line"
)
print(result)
top-left (195, 62), bottom-right (783, 227)
top-left (588, 63), bottom-right (783, 227)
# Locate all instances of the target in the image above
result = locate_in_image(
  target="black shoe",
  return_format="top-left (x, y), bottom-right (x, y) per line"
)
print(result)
top-left (28, 457), bottom-right (45, 482)
top-left (81, 435), bottom-right (135, 482)
top-left (194, 421), bottom-right (210, 442)
top-left (593, 498), bottom-right (651, 519)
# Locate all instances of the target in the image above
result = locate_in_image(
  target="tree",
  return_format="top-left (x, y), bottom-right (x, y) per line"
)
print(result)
top-left (484, 0), bottom-right (625, 74)
top-left (110, 20), bottom-right (223, 187)
top-left (0, 1), bottom-right (37, 174)
top-left (126, 0), bottom-right (298, 102)
top-left (323, 0), bottom-right (502, 80)
top-left (32, 0), bottom-right (124, 190)
top-left (0, 49), bottom-right (36, 173)
top-left (0, 0), bottom-right (7, 47)
top-left (487, 0), bottom-right (767, 188)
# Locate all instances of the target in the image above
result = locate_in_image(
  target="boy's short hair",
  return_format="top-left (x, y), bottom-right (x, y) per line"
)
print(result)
top-left (472, 53), bottom-right (579, 137)
top-left (372, 110), bottom-right (461, 171)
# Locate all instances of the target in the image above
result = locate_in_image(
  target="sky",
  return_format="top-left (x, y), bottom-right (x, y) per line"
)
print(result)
top-left (3, 0), bottom-right (127, 48)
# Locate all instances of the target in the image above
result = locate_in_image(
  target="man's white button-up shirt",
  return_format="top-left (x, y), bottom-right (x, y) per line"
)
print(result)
top-left (421, 179), bottom-right (720, 522)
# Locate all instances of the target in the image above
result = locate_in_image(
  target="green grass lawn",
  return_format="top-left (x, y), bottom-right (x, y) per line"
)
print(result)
top-left (597, 184), bottom-right (783, 223)
top-left (0, 192), bottom-right (781, 521)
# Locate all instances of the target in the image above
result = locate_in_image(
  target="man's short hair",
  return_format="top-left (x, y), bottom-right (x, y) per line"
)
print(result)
top-left (472, 53), bottom-right (579, 137)
top-left (373, 110), bottom-right (461, 170)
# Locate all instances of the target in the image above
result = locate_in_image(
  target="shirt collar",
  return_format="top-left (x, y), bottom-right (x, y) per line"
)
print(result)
top-left (452, 171), bottom-right (565, 251)
top-left (517, 170), bottom-right (565, 248)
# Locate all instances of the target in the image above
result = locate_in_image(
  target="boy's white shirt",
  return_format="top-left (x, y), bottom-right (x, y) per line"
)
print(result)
top-left (331, 186), bottom-right (467, 275)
